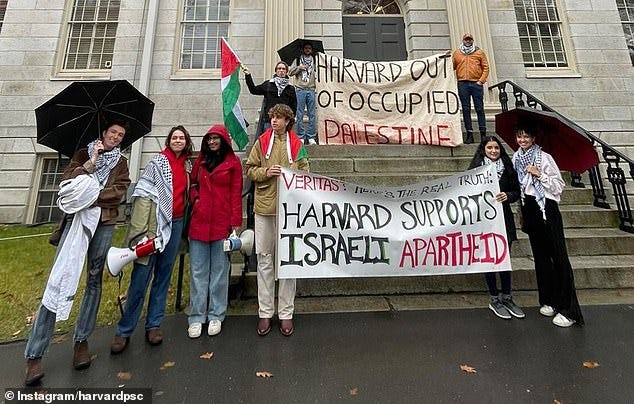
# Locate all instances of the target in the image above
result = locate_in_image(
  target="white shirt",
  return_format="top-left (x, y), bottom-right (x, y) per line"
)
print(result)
top-left (513, 150), bottom-right (565, 202)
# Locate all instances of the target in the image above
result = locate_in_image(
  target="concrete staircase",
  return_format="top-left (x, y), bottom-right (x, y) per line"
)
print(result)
top-left (233, 143), bottom-right (634, 298)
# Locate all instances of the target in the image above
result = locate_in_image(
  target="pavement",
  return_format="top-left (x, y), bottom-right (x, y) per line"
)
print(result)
top-left (1, 290), bottom-right (633, 404)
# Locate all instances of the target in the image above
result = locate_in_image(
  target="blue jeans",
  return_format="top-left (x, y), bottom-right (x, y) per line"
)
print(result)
top-left (295, 88), bottom-right (316, 140)
top-left (188, 239), bottom-right (229, 324)
top-left (116, 218), bottom-right (183, 337)
top-left (25, 221), bottom-right (114, 358)
top-left (457, 81), bottom-right (486, 133)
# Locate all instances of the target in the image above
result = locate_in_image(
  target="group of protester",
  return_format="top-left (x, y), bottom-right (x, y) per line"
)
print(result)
top-left (23, 35), bottom-right (583, 387)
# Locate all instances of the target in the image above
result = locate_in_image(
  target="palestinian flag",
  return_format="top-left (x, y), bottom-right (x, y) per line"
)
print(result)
top-left (221, 38), bottom-right (249, 151)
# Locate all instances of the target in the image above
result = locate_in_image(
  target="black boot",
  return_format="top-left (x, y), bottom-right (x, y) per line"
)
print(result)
top-left (480, 129), bottom-right (487, 142)
top-left (465, 132), bottom-right (474, 144)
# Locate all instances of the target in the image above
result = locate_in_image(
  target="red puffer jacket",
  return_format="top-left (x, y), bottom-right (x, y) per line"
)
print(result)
top-left (188, 126), bottom-right (243, 242)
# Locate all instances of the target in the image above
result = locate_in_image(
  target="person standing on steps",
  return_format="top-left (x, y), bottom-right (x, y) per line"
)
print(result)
top-left (468, 136), bottom-right (525, 320)
top-left (289, 42), bottom-right (317, 145)
top-left (453, 33), bottom-right (489, 144)
top-left (512, 124), bottom-right (584, 328)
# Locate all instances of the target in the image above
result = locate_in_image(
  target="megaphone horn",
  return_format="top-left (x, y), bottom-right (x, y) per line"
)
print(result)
top-left (223, 229), bottom-right (255, 257)
top-left (106, 236), bottom-right (164, 277)
top-left (107, 247), bottom-right (137, 277)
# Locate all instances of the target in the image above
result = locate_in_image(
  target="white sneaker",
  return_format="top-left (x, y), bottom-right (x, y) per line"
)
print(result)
top-left (552, 313), bottom-right (576, 328)
top-left (207, 320), bottom-right (222, 336)
top-left (539, 305), bottom-right (555, 317)
top-left (308, 139), bottom-right (317, 145)
top-left (188, 322), bottom-right (202, 338)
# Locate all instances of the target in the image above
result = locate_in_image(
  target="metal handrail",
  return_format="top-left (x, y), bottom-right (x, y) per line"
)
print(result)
top-left (489, 80), bottom-right (634, 233)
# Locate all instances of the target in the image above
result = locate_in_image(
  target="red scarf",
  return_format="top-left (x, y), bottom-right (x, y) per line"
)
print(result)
top-left (258, 128), bottom-right (304, 161)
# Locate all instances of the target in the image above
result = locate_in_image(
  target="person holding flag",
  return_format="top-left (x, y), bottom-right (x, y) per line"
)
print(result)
top-left (245, 104), bottom-right (308, 337)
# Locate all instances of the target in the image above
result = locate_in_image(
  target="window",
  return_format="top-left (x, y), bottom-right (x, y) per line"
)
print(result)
top-left (34, 157), bottom-right (69, 224)
top-left (343, 0), bottom-right (401, 15)
top-left (0, 0), bottom-right (7, 33)
top-left (513, 0), bottom-right (568, 68)
top-left (178, 0), bottom-right (230, 70)
top-left (61, 0), bottom-right (121, 71)
top-left (616, 0), bottom-right (634, 65)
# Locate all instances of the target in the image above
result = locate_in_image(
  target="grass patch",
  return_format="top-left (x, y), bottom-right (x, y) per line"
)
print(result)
top-left (0, 224), bottom-right (191, 344)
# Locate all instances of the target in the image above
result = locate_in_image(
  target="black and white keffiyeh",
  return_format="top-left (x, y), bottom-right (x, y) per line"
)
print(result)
top-left (300, 54), bottom-right (314, 82)
top-left (273, 76), bottom-right (289, 96)
top-left (483, 156), bottom-right (505, 179)
top-left (459, 43), bottom-right (476, 55)
top-left (514, 144), bottom-right (547, 218)
top-left (132, 154), bottom-right (173, 250)
top-left (87, 140), bottom-right (121, 186)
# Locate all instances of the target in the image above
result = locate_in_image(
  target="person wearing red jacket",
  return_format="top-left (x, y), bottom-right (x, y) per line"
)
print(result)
top-left (187, 125), bottom-right (243, 338)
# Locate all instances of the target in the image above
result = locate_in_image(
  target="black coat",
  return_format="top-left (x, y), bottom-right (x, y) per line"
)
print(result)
top-left (469, 158), bottom-right (521, 242)
top-left (245, 74), bottom-right (297, 118)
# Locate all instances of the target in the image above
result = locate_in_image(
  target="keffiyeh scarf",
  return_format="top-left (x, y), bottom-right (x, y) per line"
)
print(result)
top-left (273, 76), bottom-right (289, 96)
top-left (514, 144), bottom-right (547, 218)
top-left (300, 55), bottom-right (314, 82)
top-left (132, 154), bottom-right (173, 250)
top-left (483, 157), bottom-right (505, 179)
top-left (460, 43), bottom-right (476, 55)
top-left (87, 140), bottom-right (121, 186)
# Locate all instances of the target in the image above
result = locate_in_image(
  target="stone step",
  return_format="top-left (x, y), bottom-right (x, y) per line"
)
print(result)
top-left (514, 227), bottom-right (634, 256)
top-left (512, 205), bottom-right (620, 228)
top-left (232, 254), bottom-right (634, 297)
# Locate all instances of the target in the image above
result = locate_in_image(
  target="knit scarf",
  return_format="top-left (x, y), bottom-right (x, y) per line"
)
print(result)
top-left (460, 43), bottom-right (476, 55)
top-left (300, 54), bottom-right (314, 82)
top-left (514, 144), bottom-right (546, 218)
top-left (132, 154), bottom-right (173, 250)
top-left (483, 156), bottom-right (505, 179)
top-left (87, 140), bottom-right (121, 186)
top-left (273, 76), bottom-right (289, 96)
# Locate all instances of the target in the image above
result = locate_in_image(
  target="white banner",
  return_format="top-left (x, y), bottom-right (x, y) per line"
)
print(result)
top-left (276, 166), bottom-right (511, 279)
top-left (315, 53), bottom-right (462, 146)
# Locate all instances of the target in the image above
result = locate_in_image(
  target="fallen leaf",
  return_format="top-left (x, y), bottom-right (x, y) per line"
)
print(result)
top-left (460, 364), bottom-right (477, 374)
top-left (51, 334), bottom-right (69, 344)
top-left (582, 361), bottom-right (600, 369)
top-left (256, 371), bottom-right (274, 378)
top-left (26, 312), bottom-right (35, 325)
top-left (117, 371), bottom-right (132, 381)
top-left (554, 399), bottom-right (562, 404)
top-left (199, 352), bottom-right (214, 359)
top-left (349, 387), bottom-right (359, 396)
top-left (160, 361), bottom-right (176, 370)
top-left (12, 329), bottom-right (22, 337)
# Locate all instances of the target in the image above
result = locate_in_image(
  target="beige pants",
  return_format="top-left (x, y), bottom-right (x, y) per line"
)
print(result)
top-left (255, 214), bottom-right (296, 319)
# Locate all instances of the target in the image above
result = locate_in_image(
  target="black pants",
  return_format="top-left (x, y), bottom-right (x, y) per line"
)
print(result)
top-left (522, 195), bottom-right (584, 324)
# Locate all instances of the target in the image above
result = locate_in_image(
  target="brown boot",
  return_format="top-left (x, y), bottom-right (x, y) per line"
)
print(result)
top-left (25, 358), bottom-right (44, 386)
top-left (73, 340), bottom-right (92, 370)
top-left (145, 329), bottom-right (163, 346)
top-left (110, 335), bottom-right (129, 355)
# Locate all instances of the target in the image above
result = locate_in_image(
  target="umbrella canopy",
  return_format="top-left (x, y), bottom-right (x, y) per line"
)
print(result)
top-left (35, 80), bottom-right (154, 157)
top-left (277, 38), bottom-right (325, 65)
top-left (494, 107), bottom-right (599, 173)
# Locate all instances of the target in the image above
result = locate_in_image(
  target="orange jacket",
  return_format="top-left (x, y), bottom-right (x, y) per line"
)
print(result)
top-left (452, 48), bottom-right (489, 83)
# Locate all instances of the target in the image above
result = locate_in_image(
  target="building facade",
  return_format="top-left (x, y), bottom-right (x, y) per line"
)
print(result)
top-left (0, 0), bottom-right (632, 224)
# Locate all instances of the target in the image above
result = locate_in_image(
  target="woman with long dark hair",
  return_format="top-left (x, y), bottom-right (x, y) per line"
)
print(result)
top-left (187, 125), bottom-right (243, 338)
top-left (468, 135), bottom-right (524, 320)
top-left (110, 125), bottom-right (194, 353)
top-left (512, 125), bottom-right (584, 327)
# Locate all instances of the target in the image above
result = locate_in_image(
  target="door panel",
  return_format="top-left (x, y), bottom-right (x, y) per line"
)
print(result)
top-left (343, 16), bottom-right (406, 61)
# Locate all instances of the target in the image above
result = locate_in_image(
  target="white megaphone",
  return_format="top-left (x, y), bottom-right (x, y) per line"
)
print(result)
top-left (107, 236), bottom-right (164, 277)
top-left (223, 229), bottom-right (254, 256)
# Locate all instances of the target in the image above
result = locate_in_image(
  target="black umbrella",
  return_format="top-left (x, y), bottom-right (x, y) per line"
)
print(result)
top-left (495, 107), bottom-right (599, 173)
top-left (35, 80), bottom-right (154, 157)
top-left (277, 38), bottom-right (325, 65)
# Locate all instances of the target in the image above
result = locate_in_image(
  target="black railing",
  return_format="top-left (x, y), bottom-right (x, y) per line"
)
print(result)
top-left (489, 80), bottom-right (634, 233)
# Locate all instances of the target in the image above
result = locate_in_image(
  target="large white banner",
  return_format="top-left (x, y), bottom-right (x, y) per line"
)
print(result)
top-left (276, 166), bottom-right (512, 279)
top-left (315, 53), bottom-right (462, 146)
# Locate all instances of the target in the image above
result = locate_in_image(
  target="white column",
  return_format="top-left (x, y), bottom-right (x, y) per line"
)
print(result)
top-left (446, 0), bottom-right (498, 105)
top-left (263, 0), bottom-right (304, 78)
